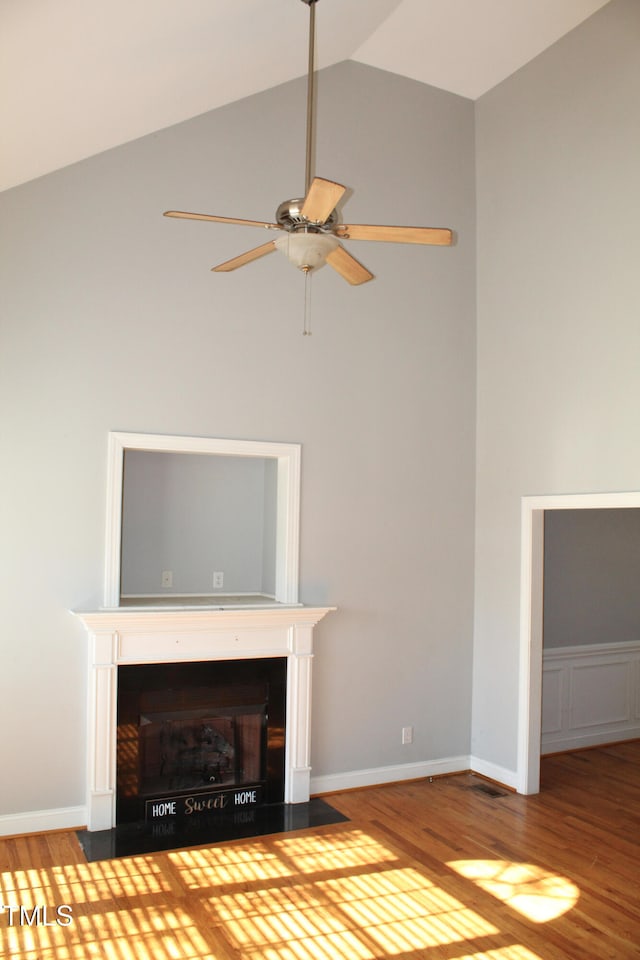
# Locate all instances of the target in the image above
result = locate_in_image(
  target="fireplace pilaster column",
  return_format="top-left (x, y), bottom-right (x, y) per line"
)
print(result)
top-left (285, 623), bottom-right (315, 803)
top-left (87, 628), bottom-right (118, 831)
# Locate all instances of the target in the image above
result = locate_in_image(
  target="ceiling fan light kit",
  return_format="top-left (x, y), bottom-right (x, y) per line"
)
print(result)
top-left (274, 232), bottom-right (339, 274)
top-left (163, 0), bottom-right (453, 293)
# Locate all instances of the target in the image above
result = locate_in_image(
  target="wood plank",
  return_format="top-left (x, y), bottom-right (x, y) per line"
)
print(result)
top-left (0, 742), bottom-right (639, 959)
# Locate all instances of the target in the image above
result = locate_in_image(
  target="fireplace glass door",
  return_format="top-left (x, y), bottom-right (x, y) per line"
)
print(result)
top-left (117, 658), bottom-right (286, 823)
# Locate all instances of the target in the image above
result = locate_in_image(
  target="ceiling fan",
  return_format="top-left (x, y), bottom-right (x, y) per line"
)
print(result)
top-left (164, 0), bottom-right (453, 286)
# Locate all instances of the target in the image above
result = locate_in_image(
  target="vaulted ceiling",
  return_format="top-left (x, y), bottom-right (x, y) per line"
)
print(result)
top-left (1, 0), bottom-right (611, 192)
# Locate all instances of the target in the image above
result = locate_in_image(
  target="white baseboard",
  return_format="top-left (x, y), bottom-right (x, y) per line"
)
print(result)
top-left (541, 728), bottom-right (640, 755)
top-left (0, 805), bottom-right (86, 839)
top-left (310, 756), bottom-right (469, 796)
top-left (468, 756), bottom-right (519, 790)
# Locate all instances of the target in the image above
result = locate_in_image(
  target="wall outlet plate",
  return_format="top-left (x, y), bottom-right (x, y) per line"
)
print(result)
top-left (402, 725), bottom-right (413, 745)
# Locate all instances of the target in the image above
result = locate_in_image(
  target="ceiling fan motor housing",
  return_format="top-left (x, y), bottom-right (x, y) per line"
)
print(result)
top-left (276, 198), bottom-right (338, 233)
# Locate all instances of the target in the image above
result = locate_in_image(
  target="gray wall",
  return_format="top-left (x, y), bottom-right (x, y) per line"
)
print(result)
top-left (544, 509), bottom-right (640, 649)
top-left (0, 61), bottom-right (476, 817)
top-left (262, 458), bottom-right (278, 597)
top-left (121, 451), bottom-right (277, 597)
top-left (474, 0), bottom-right (640, 770)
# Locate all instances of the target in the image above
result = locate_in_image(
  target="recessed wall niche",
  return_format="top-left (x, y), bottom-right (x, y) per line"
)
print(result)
top-left (104, 433), bottom-right (301, 608)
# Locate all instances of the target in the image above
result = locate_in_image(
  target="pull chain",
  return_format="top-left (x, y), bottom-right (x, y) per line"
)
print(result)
top-left (303, 268), bottom-right (313, 336)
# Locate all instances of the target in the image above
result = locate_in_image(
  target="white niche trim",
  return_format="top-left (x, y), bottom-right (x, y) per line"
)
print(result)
top-left (105, 432), bottom-right (301, 608)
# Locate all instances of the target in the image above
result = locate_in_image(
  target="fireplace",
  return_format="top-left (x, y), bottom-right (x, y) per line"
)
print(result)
top-left (75, 606), bottom-right (333, 831)
top-left (116, 658), bottom-right (286, 823)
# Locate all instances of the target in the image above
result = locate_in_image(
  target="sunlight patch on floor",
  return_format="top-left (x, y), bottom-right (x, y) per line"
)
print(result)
top-left (318, 867), bottom-right (500, 953)
top-left (202, 831), bottom-right (539, 960)
top-left (1, 829), bottom-right (558, 959)
top-left (457, 948), bottom-right (544, 960)
top-left (0, 857), bottom-right (206, 960)
top-left (447, 859), bottom-right (579, 922)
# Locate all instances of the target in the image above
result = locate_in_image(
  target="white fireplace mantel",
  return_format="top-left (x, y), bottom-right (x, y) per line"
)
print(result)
top-left (76, 605), bottom-right (334, 831)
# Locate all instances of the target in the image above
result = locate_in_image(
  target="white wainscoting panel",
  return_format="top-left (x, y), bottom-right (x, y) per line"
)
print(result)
top-left (542, 641), bottom-right (640, 754)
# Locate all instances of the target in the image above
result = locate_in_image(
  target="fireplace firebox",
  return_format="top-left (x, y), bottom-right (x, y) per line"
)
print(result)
top-left (117, 658), bottom-right (286, 823)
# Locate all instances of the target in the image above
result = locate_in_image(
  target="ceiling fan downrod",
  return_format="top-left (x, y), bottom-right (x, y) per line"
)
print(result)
top-left (301, 0), bottom-right (319, 195)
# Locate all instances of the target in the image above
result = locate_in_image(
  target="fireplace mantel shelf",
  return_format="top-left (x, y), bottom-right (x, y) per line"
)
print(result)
top-left (76, 604), bottom-right (335, 831)
top-left (76, 605), bottom-right (335, 632)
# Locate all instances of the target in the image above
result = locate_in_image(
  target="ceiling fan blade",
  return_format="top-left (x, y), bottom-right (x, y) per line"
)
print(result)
top-left (301, 177), bottom-right (347, 223)
top-left (212, 240), bottom-right (278, 273)
top-left (164, 210), bottom-right (280, 230)
top-left (337, 224), bottom-right (453, 246)
top-left (326, 244), bottom-right (373, 286)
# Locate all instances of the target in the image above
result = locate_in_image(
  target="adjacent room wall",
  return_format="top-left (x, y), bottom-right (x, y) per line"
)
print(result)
top-left (0, 60), bottom-right (476, 822)
top-left (474, 0), bottom-right (640, 774)
top-left (544, 508), bottom-right (640, 649)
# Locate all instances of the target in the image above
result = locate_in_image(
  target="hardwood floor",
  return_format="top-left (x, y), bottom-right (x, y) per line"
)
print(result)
top-left (1, 741), bottom-right (638, 959)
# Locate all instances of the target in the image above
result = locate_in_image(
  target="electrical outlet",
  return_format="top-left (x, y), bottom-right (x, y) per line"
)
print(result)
top-left (213, 571), bottom-right (224, 590)
top-left (401, 726), bottom-right (413, 745)
top-left (161, 570), bottom-right (173, 588)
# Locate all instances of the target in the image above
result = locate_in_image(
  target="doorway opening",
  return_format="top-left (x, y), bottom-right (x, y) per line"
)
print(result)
top-left (518, 491), bottom-right (640, 794)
